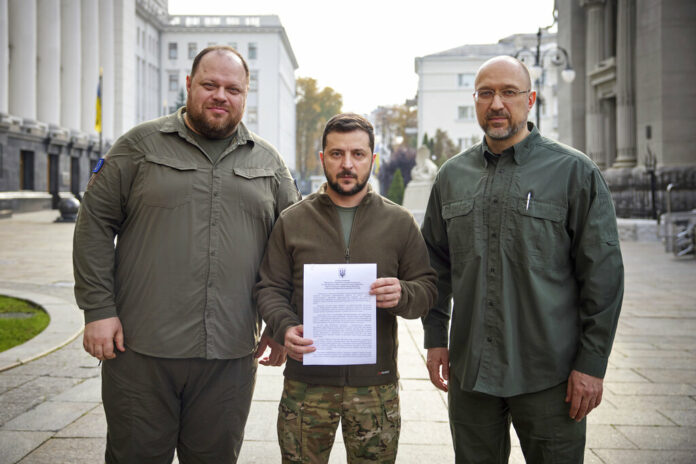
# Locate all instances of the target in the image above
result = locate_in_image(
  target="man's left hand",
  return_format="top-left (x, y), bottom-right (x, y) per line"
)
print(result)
top-left (370, 277), bottom-right (401, 309)
top-left (565, 369), bottom-right (603, 422)
top-left (255, 334), bottom-right (287, 366)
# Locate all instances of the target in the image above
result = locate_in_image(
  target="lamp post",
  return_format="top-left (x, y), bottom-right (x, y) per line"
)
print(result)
top-left (514, 27), bottom-right (575, 132)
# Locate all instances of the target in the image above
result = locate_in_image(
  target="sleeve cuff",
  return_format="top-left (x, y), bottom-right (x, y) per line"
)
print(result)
top-left (83, 305), bottom-right (118, 324)
top-left (423, 324), bottom-right (449, 349)
top-left (572, 348), bottom-right (609, 379)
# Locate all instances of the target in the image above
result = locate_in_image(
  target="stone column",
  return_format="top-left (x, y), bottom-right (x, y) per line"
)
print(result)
top-left (613, 0), bottom-right (637, 168)
top-left (37, 0), bottom-right (61, 126)
top-left (61, 0), bottom-right (81, 131)
top-left (81, 0), bottom-right (99, 134)
top-left (99, 0), bottom-right (115, 141)
top-left (113, 0), bottom-right (136, 136)
top-left (582, 0), bottom-right (606, 167)
top-left (0, 0), bottom-right (9, 114)
top-left (8, 0), bottom-right (37, 120)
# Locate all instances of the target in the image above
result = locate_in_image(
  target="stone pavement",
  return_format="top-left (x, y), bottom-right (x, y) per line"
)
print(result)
top-left (0, 210), bottom-right (694, 463)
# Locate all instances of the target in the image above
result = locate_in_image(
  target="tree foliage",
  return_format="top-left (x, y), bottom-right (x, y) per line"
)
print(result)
top-left (295, 77), bottom-right (342, 182)
top-left (386, 168), bottom-right (405, 205)
top-left (373, 103), bottom-right (417, 150)
top-left (378, 145), bottom-right (416, 196)
top-left (423, 129), bottom-right (459, 167)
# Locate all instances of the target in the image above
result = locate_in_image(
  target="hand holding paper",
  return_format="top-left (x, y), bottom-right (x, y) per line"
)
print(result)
top-left (369, 277), bottom-right (402, 308)
top-left (284, 325), bottom-right (316, 362)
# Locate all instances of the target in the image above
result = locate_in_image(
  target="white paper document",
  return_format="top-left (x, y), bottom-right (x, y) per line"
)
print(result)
top-left (303, 263), bottom-right (377, 366)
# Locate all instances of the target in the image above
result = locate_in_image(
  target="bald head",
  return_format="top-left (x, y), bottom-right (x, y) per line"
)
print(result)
top-left (475, 56), bottom-right (532, 91)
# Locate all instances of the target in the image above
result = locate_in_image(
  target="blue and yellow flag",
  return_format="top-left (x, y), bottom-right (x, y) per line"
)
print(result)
top-left (95, 68), bottom-right (103, 133)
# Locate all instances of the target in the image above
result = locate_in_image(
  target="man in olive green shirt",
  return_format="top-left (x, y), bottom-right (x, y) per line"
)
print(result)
top-left (73, 46), bottom-right (299, 463)
top-left (421, 56), bottom-right (623, 462)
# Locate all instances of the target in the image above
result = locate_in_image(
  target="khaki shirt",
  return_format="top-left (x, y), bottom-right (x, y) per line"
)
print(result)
top-left (421, 124), bottom-right (624, 396)
top-left (73, 109), bottom-right (300, 359)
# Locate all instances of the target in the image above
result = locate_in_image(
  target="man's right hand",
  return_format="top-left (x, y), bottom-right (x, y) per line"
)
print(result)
top-left (426, 347), bottom-right (450, 392)
top-left (83, 317), bottom-right (125, 361)
top-left (284, 325), bottom-right (316, 362)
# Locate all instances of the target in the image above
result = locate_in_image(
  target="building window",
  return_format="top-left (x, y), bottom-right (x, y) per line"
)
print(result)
top-left (188, 42), bottom-right (197, 59)
top-left (458, 73), bottom-right (475, 88)
top-left (168, 42), bottom-right (178, 60)
top-left (248, 43), bottom-right (257, 60)
top-left (246, 107), bottom-right (258, 124)
top-left (458, 106), bottom-right (474, 120)
top-left (249, 71), bottom-right (258, 91)
top-left (169, 73), bottom-right (178, 91)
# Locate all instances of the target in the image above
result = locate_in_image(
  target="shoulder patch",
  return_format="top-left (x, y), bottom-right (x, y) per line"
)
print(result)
top-left (92, 158), bottom-right (105, 173)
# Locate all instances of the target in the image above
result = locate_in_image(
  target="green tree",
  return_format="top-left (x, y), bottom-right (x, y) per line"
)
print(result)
top-left (387, 168), bottom-right (405, 205)
top-left (432, 129), bottom-right (458, 167)
top-left (374, 103), bottom-right (418, 150)
top-left (296, 77), bottom-right (342, 182)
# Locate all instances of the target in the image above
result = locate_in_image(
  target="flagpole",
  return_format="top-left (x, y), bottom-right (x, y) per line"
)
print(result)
top-left (98, 67), bottom-right (103, 159)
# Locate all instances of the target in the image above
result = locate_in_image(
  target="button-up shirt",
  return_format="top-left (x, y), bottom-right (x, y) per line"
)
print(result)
top-left (421, 124), bottom-right (624, 397)
top-left (73, 109), bottom-right (300, 359)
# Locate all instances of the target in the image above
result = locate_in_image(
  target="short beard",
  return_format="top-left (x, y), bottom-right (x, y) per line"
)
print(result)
top-left (185, 99), bottom-right (240, 139)
top-left (325, 165), bottom-right (372, 197)
top-left (482, 113), bottom-right (526, 141)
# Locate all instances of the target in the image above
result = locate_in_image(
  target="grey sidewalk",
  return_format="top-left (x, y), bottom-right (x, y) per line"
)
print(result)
top-left (0, 210), bottom-right (694, 463)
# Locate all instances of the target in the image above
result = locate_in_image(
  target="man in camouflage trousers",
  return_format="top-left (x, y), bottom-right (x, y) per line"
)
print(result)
top-left (255, 113), bottom-right (437, 463)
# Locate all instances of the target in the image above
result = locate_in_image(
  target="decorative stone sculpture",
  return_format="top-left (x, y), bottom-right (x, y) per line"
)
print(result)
top-left (403, 145), bottom-right (438, 224)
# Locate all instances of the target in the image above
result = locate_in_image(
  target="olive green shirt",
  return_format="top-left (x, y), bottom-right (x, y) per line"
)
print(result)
top-left (73, 108), bottom-right (300, 359)
top-left (421, 124), bottom-right (624, 397)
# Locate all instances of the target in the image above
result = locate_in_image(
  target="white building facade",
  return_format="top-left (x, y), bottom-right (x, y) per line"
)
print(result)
top-left (0, 0), bottom-right (298, 211)
top-left (415, 34), bottom-right (563, 155)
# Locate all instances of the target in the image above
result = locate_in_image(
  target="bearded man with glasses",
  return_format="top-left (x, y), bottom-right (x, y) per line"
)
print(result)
top-left (421, 56), bottom-right (624, 463)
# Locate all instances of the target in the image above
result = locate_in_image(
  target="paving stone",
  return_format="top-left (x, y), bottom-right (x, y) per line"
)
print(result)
top-left (605, 395), bottom-right (696, 411)
top-left (587, 407), bottom-right (673, 426)
top-left (0, 376), bottom-right (81, 409)
top-left (251, 373), bottom-right (284, 402)
top-left (0, 374), bottom-right (34, 395)
top-left (399, 390), bottom-right (449, 422)
top-left (3, 401), bottom-right (98, 432)
top-left (615, 426), bottom-right (696, 450)
top-left (586, 424), bottom-right (637, 449)
top-left (54, 406), bottom-right (105, 438)
top-left (50, 377), bottom-right (101, 403)
top-left (242, 400), bottom-right (278, 442)
top-left (17, 437), bottom-right (105, 464)
top-left (0, 431), bottom-right (52, 464)
top-left (605, 382), bottom-right (696, 396)
top-left (609, 356), bottom-right (696, 369)
top-left (400, 379), bottom-right (437, 391)
top-left (659, 410), bottom-right (696, 427)
top-left (0, 402), bottom-right (35, 429)
top-left (400, 420), bottom-right (451, 445)
top-left (237, 440), bottom-right (281, 463)
top-left (604, 367), bottom-right (650, 383)
top-left (594, 449), bottom-right (696, 464)
top-left (636, 369), bottom-right (696, 384)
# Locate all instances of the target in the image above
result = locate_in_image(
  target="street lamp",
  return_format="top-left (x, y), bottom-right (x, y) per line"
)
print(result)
top-left (514, 27), bottom-right (575, 132)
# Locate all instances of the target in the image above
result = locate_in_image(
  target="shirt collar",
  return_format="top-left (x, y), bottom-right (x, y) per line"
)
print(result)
top-left (160, 107), bottom-right (255, 148)
top-left (478, 121), bottom-right (540, 166)
top-left (318, 183), bottom-right (374, 207)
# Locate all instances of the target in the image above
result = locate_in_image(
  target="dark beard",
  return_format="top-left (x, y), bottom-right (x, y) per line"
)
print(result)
top-left (185, 105), bottom-right (240, 139)
top-left (325, 160), bottom-right (373, 196)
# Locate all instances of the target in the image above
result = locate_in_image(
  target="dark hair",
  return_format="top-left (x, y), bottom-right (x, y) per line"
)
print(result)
top-left (190, 45), bottom-right (249, 85)
top-left (322, 113), bottom-right (375, 153)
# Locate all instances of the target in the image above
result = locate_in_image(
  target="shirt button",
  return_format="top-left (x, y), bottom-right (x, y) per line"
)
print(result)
top-left (210, 251), bottom-right (216, 256)
top-left (492, 198), bottom-right (498, 204)
top-left (491, 232), bottom-right (497, 238)
top-left (487, 336), bottom-right (493, 342)
top-left (212, 221), bottom-right (217, 226)
top-left (489, 268), bottom-right (495, 274)
top-left (213, 192), bottom-right (219, 197)
top-left (208, 281), bottom-right (213, 287)
top-left (488, 301), bottom-right (493, 307)
top-left (499, 169), bottom-right (505, 173)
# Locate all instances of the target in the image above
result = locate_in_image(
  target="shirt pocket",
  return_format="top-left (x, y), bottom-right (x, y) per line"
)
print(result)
top-left (506, 198), bottom-right (568, 269)
top-left (141, 154), bottom-right (197, 208)
top-left (233, 167), bottom-right (276, 220)
top-left (442, 198), bottom-right (478, 259)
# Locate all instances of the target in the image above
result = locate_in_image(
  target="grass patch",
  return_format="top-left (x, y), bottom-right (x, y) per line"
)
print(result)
top-left (0, 295), bottom-right (50, 353)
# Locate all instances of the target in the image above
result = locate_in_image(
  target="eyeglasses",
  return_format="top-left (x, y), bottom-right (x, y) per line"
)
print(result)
top-left (473, 89), bottom-right (531, 103)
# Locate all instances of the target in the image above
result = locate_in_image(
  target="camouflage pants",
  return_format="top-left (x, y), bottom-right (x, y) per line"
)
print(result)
top-left (278, 379), bottom-right (400, 464)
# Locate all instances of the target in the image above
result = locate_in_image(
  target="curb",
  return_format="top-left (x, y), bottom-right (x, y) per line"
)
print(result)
top-left (0, 287), bottom-right (84, 372)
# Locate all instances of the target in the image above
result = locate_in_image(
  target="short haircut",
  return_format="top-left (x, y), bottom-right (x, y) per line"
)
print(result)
top-left (322, 113), bottom-right (375, 154)
top-left (189, 45), bottom-right (249, 85)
